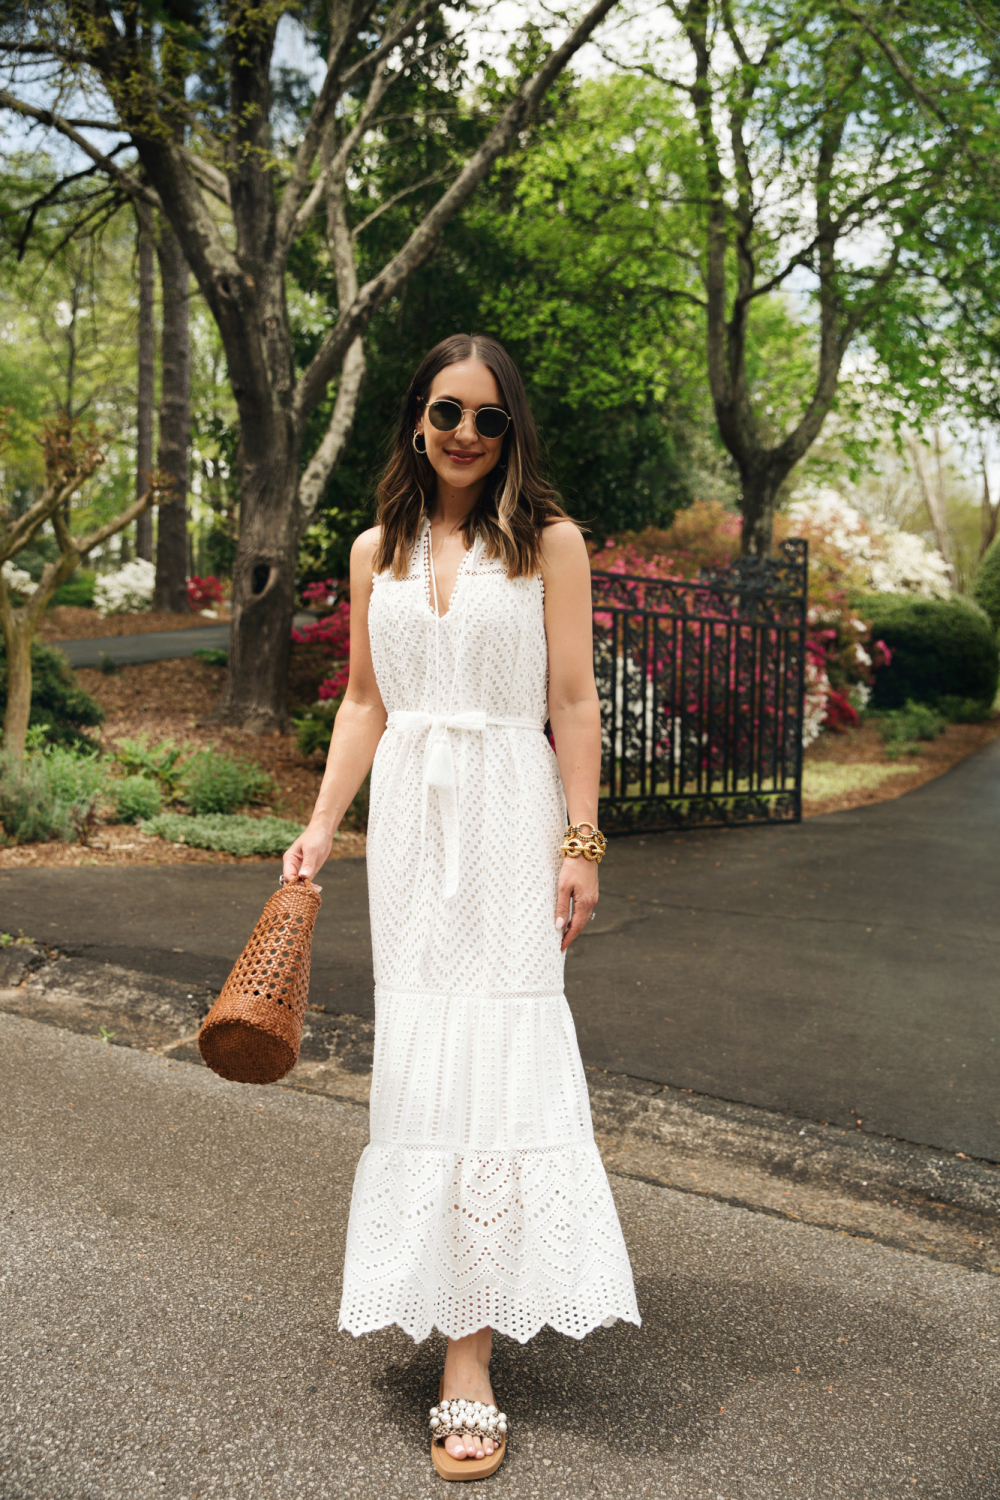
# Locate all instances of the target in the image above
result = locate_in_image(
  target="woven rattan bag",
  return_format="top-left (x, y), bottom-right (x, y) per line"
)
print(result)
top-left (198, 876), bottom-right (322, 1085)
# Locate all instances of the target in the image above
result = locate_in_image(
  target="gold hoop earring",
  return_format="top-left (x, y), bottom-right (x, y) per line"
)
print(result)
top-left (412, 431), bottom-right (427, 455)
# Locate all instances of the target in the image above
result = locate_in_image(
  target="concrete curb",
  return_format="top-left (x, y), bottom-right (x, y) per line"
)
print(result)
top-left (2, 942), bottom-right (997, 1278)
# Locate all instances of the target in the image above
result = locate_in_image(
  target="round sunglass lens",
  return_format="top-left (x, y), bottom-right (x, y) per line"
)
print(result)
top-left (475, 408), bottom-right (509, 439)
top-left (428, 399), bottom-right (462, 431)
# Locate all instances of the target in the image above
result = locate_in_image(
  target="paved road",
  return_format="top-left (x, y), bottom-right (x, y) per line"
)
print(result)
top-left (6, 736), bottom-right (1000, 1160)
top-left (53, 622), bottom-right (232, 668)
top-left (2, 1014), bottom-right (998, 1500)
top-left (52, 615), bottom-right (315, 668)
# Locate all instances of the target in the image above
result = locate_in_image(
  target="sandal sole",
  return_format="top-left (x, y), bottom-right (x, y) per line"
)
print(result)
top-left (431, 1376), bottom-right (506, 1481)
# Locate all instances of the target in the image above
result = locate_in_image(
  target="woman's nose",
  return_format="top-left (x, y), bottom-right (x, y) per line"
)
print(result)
top-left (455, 409), bottom-right (478, 442)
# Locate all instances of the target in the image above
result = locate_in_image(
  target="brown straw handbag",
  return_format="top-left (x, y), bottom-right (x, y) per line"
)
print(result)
top-left (198, 875), bottom-right (322, 1085)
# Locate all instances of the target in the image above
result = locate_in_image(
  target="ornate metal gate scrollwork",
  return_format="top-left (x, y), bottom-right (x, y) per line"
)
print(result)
top-left (593, 539), bottom-right (808, 835)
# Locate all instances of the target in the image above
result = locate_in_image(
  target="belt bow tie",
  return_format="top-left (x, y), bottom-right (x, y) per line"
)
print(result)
top-left (386, 710), bottom-right (541, 896)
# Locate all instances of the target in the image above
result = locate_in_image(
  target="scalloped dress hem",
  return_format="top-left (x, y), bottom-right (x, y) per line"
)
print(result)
top-left (337, 1306), bottom-right (640, 1347)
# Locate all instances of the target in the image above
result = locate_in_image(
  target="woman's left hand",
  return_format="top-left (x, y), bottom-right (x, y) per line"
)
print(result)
top-left (554, 856), bottom-right (599, 952)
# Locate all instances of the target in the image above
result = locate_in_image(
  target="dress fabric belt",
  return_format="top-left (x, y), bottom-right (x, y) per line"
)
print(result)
top-left (386, 710), bottom-right (545, 898)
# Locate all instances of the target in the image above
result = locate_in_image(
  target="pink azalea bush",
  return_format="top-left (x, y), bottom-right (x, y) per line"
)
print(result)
top-left (589, 500), bottom-right (741, 580)
top-left (592, 500), bottom-right (899, 748)
top-left (293, 579), bottom-right (351, 700)
top-left (187, 574), bottom-right (226, 610)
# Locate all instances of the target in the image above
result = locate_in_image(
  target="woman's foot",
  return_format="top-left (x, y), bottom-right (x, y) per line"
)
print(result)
top-left (440, 1326), bottom-right (499, 1461)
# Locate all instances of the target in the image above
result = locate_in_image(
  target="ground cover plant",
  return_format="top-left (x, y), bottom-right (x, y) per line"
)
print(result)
top-left (139, 812), bottom-right (305, 857)
top-left (801, 761), bottom-right (917, 799)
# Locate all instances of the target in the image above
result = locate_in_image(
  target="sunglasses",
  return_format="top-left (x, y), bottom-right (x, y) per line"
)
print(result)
top-left (425, 398), bottom-right (511, 440)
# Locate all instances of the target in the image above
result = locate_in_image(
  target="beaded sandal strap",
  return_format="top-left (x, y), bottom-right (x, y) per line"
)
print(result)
top-left (428, 1398), bottom-right (507, 1445)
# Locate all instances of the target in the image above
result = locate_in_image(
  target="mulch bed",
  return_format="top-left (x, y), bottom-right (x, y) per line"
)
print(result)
top-left (0, 649), bottom-right (363, 870)
top-left (7, 651), bottom-right (999, 864)
top-left (38, 606), bottom-right (231, 642)
top-left (802, 716), bottom-right (1000, 817)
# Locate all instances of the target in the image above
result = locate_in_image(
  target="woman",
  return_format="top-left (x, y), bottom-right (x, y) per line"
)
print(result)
top-left (283, 333), bottom-right (640, 1480)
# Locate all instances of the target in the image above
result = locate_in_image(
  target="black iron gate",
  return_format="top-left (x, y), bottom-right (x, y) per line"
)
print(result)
top-left (593, 539), bottom-right (808, 834)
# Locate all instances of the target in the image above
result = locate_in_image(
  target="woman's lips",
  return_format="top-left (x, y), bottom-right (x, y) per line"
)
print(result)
top-left (445, 450), bottom-right (481, 465)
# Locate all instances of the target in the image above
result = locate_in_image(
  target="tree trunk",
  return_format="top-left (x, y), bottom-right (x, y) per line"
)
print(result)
top-left (980, 453), bottom-right (998, 560)
top-left (908, 433), bottom-right (955, 585)
top-left (135, 204), bottom-right (156, 562)
top-left (738, 463), bottom-right (786, 558)
top-left (0, 588), bottom-right (32, 760)
top-left (201, 416), bottom-right (300, 732)
top-left (154, 222), bottom-right (191, 613)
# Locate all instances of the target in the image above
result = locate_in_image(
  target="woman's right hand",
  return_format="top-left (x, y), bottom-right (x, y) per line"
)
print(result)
top-left (282, 819), bottom-right (336, 883)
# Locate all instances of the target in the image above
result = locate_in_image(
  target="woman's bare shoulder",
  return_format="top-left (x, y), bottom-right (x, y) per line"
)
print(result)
top-left (351, 525), bottom-right (382, 563)
top-left (539, 518), bottom-right (588, 570)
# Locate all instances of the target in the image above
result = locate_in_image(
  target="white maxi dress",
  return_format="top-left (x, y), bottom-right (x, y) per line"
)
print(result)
top-left (338, 519), bottom-right (641, 1344)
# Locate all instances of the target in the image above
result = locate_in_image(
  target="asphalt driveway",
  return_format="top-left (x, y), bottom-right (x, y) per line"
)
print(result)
top-left (4, 736), bottom-right (999, 1159)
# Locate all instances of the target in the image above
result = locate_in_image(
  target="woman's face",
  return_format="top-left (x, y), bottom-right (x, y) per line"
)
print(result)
top-left (416, 359), bottom-right (506, 494)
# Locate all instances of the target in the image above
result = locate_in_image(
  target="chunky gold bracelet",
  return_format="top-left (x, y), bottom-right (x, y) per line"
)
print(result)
top-left (560, 822), bottom-right (607, 863)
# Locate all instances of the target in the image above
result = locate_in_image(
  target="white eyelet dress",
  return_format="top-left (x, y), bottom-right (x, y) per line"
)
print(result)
top-left (337, 519), bottom-right (641, 1344)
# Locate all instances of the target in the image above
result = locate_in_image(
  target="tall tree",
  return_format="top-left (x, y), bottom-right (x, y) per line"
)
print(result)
top-left (602, 0), bottom-right (996, 554)
top-left (0, 0), bottom-right (620, 729)
top-left (153, 218), bottom-right (191, 611)
top-left (134, 201), bottom-right (156, 562)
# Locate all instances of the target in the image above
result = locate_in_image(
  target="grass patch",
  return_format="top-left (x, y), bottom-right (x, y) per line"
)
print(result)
top-left (140, 811), bottom-right (304, 857)
top-left (802, 761), bottom-right (917, 800)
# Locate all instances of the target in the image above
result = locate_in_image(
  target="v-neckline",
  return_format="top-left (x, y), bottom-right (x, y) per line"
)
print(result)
top-left (423, 520), bottom-right (474, 621)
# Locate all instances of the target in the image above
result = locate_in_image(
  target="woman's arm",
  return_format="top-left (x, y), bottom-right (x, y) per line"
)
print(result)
top-left (540, 520), bottom-right (601, 951)
top-left (282, 528), bottom-right (386, 881)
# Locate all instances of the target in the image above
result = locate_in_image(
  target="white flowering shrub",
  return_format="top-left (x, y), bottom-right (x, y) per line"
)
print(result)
top-left (788, 490), bottom-right (951, 599)
top-left (1, 560), bottom-right (35, 597)
top-left (802, 654), bottom-right (830, 748)
top-left (869, 530), bottom-right (952, 597)
top-left (94, 558), bottom-right (156, 616)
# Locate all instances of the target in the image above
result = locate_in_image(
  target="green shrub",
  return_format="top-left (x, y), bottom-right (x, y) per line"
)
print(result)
top-left (193, 648), bottom-right (228, 667)
top-left (972, 534), bottom-right (1000, 634)
top-left (180, 749), bottom-right (275, 814)
top-left (0, 639), bottom-right (103, 747)
top-left (140, 811), bottom-right (304, 857)
top-left (858, 594), bottom-right (999, 714)
top-left (871, 700), bottom-right (946, 758)
top-left (935, 695), bottom-right (994, 724)
top-left (0, 752), bottom-right (72, 843)
top-left (40, 743), bottom-right (107, 804)
top-left (112, 775), bottom-right (163, 823)
top-left (112, 733), bottom-right (194, 795)
top-left (293, 701), bottom-right (338, 758)
top-left (51, 570), bottom-right (97, 609)
top-left (0, 743), bottom-right (107, 844)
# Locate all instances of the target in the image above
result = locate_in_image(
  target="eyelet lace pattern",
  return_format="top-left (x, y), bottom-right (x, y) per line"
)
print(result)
top-left (338, 519), bottom-right (640, 1345)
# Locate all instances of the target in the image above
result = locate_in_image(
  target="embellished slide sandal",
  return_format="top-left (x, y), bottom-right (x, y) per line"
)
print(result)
top-left (429, 1379), bottom-right (507, 1481)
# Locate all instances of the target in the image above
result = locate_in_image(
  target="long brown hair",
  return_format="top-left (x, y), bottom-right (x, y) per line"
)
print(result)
top-left (374, 334), bottom-right (571, 578)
